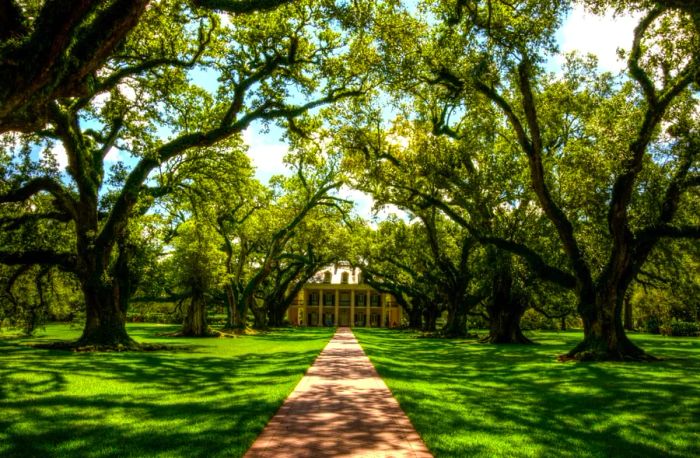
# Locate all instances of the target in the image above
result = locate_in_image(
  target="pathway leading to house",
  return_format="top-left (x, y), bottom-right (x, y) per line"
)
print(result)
top-left (245, 327), bottom-right (432, 458)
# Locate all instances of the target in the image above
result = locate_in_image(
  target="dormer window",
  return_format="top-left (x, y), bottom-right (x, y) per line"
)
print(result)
top-left (341, 272), bottom-right (349, 284)
top-left (323, 271), bottom-right (332, 284)
top-left (357, 272), bottom-right (363, 284)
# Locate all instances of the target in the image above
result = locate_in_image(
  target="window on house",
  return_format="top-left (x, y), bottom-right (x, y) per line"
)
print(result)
top-left (323, 271), bottom-right (332, 283)
top-left (341, 272), bottom-right (349, 284)
top-left (308, 292), bottom-right (319, 305)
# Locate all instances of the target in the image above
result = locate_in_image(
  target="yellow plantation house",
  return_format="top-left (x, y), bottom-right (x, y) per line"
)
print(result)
top-left (287, 263), bottom-right (402, 328)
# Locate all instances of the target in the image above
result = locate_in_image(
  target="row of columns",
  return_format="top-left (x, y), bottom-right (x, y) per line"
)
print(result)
top-left (307, 289), bottom-right (390, 327)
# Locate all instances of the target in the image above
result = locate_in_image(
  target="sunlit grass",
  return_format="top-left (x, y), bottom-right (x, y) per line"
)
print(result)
top-left (0, 323), bottom-right (333, 458)
top-left (354, 329), bottom-right (700, 458)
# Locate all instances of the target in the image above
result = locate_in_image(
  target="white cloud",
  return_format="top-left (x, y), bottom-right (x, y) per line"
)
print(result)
top-left (218, 12), bottom-right (232, 28)
top-left (117, 82), bottom-right (137, 102)
top-left (557, 5), bottom-right (642, 73)
top-left (104, 147), bottom-right (123, 163)
top-left (93, 91), bottom-right (110, 109)
top-left (242, 126), bottom-right (290, 182)
top-left (336, 186), bottom-right (373, 218)
top-left (374, 203), bottom-right (409, 221)
top-left (44, 142), bottom-right (68, 170)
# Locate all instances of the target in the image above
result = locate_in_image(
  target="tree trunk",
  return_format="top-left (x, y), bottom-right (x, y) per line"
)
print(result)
top-left (485, 257), bottom-right (532, 344)
top-left (486, 300), bottom-right (532, 344)
top-left (252, 305), bottom-right (267, 329)
top-left (422, 305), bottom-right (438, 332)
top-left (76, 276), bottom-right (135, 347)
top-left (224, 284), bottom-right (236, 328)
top-left (407, 306), bottom-right (422, 329)
top-left (623, 291), bottom-right (634, 331)
top-left (565, 286), bottom-right (650, 361)
top-left (560, 316), bottom-right (567, 331)
top-left (266, 300), bottom-right (287, 327)
top-left (181, 291), bottom-right (209, 336)
top-left (442, 301), bottom-right (468, 338)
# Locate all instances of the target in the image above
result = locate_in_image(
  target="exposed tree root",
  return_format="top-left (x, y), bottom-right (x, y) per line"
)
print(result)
top-left (159, 328), bottom-right (223, 338)
top-left (558, 339), bottom-right (660, 362)
top-left (480, 334), bottom-right (535, 345)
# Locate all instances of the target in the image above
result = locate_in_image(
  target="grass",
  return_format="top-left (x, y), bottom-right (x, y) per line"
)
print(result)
top-left (353, 329), bottom-right (700, 458)
top-left (0, 323), bottom-right (334, 458)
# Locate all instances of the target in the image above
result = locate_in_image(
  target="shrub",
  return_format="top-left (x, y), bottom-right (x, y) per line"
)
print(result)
top-left (127, 312), bottom-right (180, 324)
top-left (644, 315), bottom-right (662, 334)
top-left (659, 320), bottom-right (699, 337)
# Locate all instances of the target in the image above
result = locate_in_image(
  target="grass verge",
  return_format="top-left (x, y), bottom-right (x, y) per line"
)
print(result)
top-left (353, 329), bottom-right (700, 458)
top-left (0, 323), bottom-right (333, 458)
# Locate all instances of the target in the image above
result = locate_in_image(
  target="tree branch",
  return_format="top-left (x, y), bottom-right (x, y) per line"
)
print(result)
top-left (628, 8), bottom-right (664, 105)
top-left (636, 224), bottom-right (700, 242)
top-left (0, 211), bottom-right (72, 230)
top-left (0, 250), bottom-right (77, 271)
top-left (192, 0), bottom-right (294, 14)
top-left (480, 236), bottom-right (576, 289)
top-left (0, 177), bottom-right (77, 218)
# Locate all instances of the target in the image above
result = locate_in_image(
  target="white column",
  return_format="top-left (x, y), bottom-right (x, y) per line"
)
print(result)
top-left (318, 290), bottom-right (323, 326)
top-left (334, 289), bottom-right (339, 326)
top-left (350, 289), bottom-right (355, 327)
top-left (365, 292), bottom-right (370, 327)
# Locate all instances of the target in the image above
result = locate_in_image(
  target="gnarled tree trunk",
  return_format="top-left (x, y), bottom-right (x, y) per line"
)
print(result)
top-left (75, 229), bottom-right (135, 348)
top-left (565, 285), bottom-right (649, 361)
top-left (252, 305), bottom-right (267, 330)
top-left (407, 305), bottom-right (422, 329)
top-left (267, 301), bottom-right (287, 327)
top-left (181, 291), bottom-right (209, 336)
top-left (77, 277), bottom-right (134, 347)
top-left (485, 256), bottom-right (532, 344)
top-left (442, 300), bottom-right (468, 338)
top-left (422, 304), bottom-right (438, 332)
top-left (486, 300), bottom-right (531, 344)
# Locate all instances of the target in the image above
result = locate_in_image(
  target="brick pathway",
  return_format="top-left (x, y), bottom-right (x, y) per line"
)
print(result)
top-left (245, 327), bottom-right (432, 458)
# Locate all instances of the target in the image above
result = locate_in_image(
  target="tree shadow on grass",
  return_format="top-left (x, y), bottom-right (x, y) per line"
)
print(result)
top-left (0, 326), bottom-right (331, 458)
top-left (354, 329), bottom-right (700, 458)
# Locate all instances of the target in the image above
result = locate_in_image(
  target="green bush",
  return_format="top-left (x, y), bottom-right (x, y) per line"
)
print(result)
top-left (659, 320), bottom-right (699, 337)
top-left (127, 312), bottom-right (180, 324)
top-left (520, 308), bottom-right (558, 330)
top-left (644, 315), bottom-right (662, 334)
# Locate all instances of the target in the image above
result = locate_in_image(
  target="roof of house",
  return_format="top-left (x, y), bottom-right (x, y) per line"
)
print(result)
top-left (307, 263), bottom-right (363, 285)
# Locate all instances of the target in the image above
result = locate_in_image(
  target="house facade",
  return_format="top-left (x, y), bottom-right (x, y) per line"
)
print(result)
top-left (286, 264), bottom-right (402, 328)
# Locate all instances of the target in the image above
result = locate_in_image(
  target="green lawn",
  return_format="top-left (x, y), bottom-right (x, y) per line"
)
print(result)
top-left (353, 329), bottom-right (700, 458)
top-left (0, 323), bottom-right (333, 458)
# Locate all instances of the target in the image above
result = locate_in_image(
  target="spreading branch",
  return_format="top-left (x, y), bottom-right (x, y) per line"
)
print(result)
top-left (0, 250), bottom-right (77, 271)
top-left (0, 177), bottom-right (77, 219)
